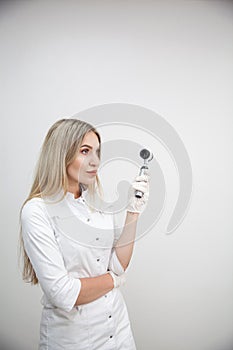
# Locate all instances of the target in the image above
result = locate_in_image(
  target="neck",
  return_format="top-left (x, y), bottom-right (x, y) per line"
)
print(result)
top-left (67, 183), bottom-right (81, 199)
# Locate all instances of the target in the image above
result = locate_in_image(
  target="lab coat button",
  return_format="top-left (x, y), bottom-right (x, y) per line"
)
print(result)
top-left (97, 258), bottom-right (100, 262)
top-left (87, 218), bottom-right (90, 222)
top-left (110, 335), bottom-right (113, 338)
top-left (109, 315), bottom-right (112, 318)
top-left (96, 237), bottom-right (99, 240)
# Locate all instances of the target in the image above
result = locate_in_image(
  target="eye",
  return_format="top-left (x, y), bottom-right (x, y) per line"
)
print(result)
top-left (81, 149), bottom-right (89, 154)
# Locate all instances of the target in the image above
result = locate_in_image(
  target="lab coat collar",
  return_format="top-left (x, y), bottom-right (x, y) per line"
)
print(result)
top-left (43, 186), bottom-right (89, 220)
top-left (66, 184), bottom-right (89, 203)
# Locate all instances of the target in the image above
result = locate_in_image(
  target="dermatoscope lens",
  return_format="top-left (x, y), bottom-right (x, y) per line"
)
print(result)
top-left (140, 149), bottom-right (150, 159)
top-left (140, 149), bottom-right (153, 162)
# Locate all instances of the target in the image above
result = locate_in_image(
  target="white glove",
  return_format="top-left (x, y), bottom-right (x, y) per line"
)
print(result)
top-left (108, 270), bottom-right (126, 288)
top-left (126, 173), bottom-right (150, 214)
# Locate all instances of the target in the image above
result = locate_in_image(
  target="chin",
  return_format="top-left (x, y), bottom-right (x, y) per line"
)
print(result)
top-left (82, 178), bottom-right (96, 185)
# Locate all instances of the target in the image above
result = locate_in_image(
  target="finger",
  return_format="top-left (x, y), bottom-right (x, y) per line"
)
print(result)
top-left (133, 180), bottom-right (149, 188)
top-left (134, 174), bottom-right (150, 182)
top-left (132, 183), bottom-right (149, 192)
top-left (133, 180), bottom-right (149, 187)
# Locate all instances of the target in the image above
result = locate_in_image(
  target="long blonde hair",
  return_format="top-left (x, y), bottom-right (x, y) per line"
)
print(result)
top-left (18, 118), bottom-right (103, 285)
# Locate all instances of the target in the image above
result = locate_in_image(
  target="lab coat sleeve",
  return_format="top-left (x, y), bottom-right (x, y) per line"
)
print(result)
top-left (108, 211), bottom-right (126, 276)
top-left (21, 199), bottom-right (82, 313)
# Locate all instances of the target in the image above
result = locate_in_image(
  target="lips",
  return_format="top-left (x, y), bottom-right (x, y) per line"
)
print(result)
top-left (87, 170), bottom-right (97, 174)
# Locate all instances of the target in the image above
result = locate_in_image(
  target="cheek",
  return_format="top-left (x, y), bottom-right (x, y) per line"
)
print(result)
top-left (67, 159), bottom-right (83, 176)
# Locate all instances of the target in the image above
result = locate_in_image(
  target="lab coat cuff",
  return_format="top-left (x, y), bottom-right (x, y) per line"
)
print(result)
top-left (62, 277), bottom-right (82, 313)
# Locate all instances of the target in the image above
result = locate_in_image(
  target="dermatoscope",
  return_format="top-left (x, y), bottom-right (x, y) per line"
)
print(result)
top-left (135, 149), bottom-right (153, 198)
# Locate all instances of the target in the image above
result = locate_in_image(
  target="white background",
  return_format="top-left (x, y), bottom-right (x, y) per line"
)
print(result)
top-left (0, 1), bottom-right (233, 349)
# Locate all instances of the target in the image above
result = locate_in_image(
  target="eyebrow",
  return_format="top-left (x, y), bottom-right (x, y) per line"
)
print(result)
top-left (80, 144), bottom-right (100, 150)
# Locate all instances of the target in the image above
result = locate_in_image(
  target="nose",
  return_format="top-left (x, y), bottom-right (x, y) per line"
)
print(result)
top-left (89, 152), bottom-right (100, 167)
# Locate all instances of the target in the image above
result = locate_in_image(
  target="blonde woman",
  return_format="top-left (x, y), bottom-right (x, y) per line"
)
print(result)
top-left (19, 118), bottom-right (150, 350)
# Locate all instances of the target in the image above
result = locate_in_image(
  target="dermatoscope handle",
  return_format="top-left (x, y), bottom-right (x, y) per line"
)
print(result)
top-left (135, 165), bottom-right (148, 198)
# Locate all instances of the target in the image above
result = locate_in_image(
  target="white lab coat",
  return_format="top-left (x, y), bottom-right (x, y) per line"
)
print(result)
top-left (21, 187), bottom-right (137, 350)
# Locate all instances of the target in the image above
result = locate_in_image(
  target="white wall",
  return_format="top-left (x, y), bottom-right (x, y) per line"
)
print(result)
top-left (0, 1), bottom-right (232, 349)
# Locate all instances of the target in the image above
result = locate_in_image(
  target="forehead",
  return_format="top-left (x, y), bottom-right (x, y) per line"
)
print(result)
top-left (81, 131), bottom-right (99, 146)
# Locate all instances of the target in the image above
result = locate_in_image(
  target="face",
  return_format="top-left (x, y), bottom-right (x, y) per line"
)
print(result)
top-left (67, 131), bottom-right (100, 189)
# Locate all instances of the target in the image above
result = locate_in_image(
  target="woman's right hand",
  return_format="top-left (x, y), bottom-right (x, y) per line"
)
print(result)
top-left (108, 270), bottom-right (126, 288)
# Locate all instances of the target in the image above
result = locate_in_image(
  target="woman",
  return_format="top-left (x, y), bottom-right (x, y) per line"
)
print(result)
top-left (19, 118), bottom-right (149, 350)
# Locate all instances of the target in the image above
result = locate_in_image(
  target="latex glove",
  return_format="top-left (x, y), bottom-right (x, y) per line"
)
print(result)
top-left (108, 270), bottom-right (126, 288)
top-left (126, 173), bottom-right (150, 214)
